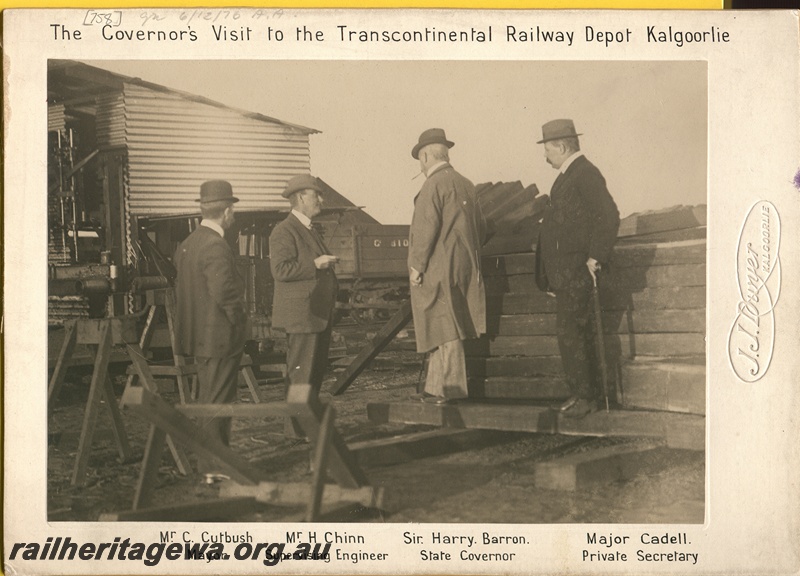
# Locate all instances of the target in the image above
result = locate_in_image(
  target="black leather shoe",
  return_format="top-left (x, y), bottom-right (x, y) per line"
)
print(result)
top-left (202, 473), bottom-right (230, 485)
top-left (551, 396), bottom-right (579, 412)
top-left (562, 399), bottom-right (597, 419)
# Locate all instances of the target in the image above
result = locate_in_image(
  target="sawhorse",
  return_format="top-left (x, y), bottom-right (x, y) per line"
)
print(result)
top-left (119, 383), bottom-right (376, 521)
top-left (126, 287), bottom-right (261, 403)
top-left (48, 316), bottom-right (190, 486)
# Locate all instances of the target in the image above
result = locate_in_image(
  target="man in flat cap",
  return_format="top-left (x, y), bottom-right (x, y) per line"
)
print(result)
top-left (408, 128), bottom-right (486, 405)
top-left (270, 174), bottom-right (339, 438)
top-left (535, 119), bottom-right (620, 418)
top-left (174, 179), bottom-right (247, 482)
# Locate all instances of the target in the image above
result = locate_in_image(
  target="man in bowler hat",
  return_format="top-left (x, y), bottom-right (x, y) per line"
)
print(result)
top-left (408, 128), bottom-right (486, 405)
top-left (174, 180), bottom-right (248, 482)
top-left (270, 174), bottom-right (339, 438)
top-left (535, 119), bottom-right (620, 418)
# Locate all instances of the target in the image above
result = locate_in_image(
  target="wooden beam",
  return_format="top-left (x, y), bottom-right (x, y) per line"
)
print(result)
top-left (621, 360), bottom-right (705, 415)
top-left (133, 424), bottom-right (167, 510)
top-left (48, 321), bottom-right (77, 409)
top-left (468, 376), bottom-right (571, 399)
top-left (481, 239), bottom-right (706, 277)
top-left (102, 375), bottom-right (132, 462)
top-left (466, 333), bottom-right (705, 358)
top-left (487, 286), bottom-right (707, 315)
top-left (100, 497), bottom-right (257, 522)
top-left (307, 405), bottom-right (335, 521)
top-left (486, 265), bottom-right (705, 296)
top-left (618, 205), bottom-right (706, 238)
top-left (176, 403), bottom-right (289, 419)
top-left (489, 309), bottom-right (705, 337)
top-left (534, 442), bottom-right (662, 491)
top-left (287, 384), bottom-right (368, 489)
top-left (71, 322), bottom-right (112, 486)
top-left (366, 400), bottom-right (705, 447)
top-left (467, 355), bottom-right (564, 377)
top-left (331, 300), bottom-right (413, 396)
top-left (617, 226), bottom-right (706, 245)
top-left (121, 386), bottom-right (264, 486)
top-left (349, 429), bottom-right (516, 468)
top-left (220, 481), bottom-right (384, 509)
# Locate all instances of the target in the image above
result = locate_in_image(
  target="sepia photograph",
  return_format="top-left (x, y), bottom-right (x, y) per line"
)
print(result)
top-left (44, 58), bottom-right (707, 524)
top-left (4, 7), bottom-right (798, 575)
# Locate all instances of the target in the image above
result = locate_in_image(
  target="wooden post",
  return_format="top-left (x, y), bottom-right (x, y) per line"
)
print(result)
top-left (71, 321), bottom-right (112, 486)
top-left (103, 374), bottom-right (132, 462)
top-left (48, 320), bottom-right (77, 410)
top-left (307, 404), bottom-right (335, 521)
top-left (163, 288), bottom-right (193, 403)
top-left (331, 300), bottom-right (413, 396)
top-left (287, 384), bottom-right (367, 488)
top-left (132, 424), bottom-right (167, 510)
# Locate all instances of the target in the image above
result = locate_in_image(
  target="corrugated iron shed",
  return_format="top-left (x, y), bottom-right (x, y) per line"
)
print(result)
top-left (48, 60), bottom-right (320, 215)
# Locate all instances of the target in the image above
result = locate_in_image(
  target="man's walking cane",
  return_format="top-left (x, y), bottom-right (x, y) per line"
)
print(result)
top-left (592, 269), bottom-right (610, 412)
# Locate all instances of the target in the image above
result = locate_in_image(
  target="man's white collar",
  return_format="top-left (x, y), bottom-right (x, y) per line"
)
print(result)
top-left (560, 151), bottom-right (584, 174)
top-left (292, 209), bottom-right (313, 229)
top-left (201, 219), bottom-right (225, 237)
top-left (425, 161), bottom-right (449, 178)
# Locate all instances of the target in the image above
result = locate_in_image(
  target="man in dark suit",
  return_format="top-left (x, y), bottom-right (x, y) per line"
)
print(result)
top-left (270, 174), bottom-right (339, 438)
top-left (535, 119), bottom-right (620, 418)
top-left (174, 180), bottom-right (247, 482)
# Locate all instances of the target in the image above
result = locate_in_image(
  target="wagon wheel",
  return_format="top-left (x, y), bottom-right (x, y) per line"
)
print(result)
top-left (348, 278), bottom-right (378, 326)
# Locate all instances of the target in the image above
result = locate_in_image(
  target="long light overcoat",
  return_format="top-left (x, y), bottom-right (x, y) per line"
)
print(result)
top-left (408, 163), bottom-right (486, 353)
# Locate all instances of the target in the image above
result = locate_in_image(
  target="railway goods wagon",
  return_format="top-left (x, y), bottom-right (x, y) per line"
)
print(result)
top-left (320, 223), bottom-right (411, 325)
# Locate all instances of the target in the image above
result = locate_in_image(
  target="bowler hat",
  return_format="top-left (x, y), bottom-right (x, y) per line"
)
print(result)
top-left (282, 174), bottom-right (324, 199)
top-left (196, 180), bottom-right (239, 203)
top-left (536, 119), bottom-right (583, 144)
top-left (411, 128), bottom-right (455, 160)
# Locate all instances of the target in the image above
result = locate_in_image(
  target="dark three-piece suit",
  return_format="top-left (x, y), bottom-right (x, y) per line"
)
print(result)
top-left (174, 224), bottom-right (247, 469)
top-left (536, 154), bottom-right (620, 401)
top-left (270, 213), bottom-right (338, 435)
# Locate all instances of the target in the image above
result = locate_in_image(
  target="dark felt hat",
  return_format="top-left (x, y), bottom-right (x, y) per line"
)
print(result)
top-left (282, 174), bottom-right (324, 199)
top-left (411, 128), bottom-right (455, 160)
top-left (196, 180), bottom-right (239, 203)
top-left (537, 119), bottom-right (583, 144)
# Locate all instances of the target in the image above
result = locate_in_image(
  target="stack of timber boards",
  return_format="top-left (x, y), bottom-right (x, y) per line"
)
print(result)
top-left (469, 204), bottom-right (706, 416)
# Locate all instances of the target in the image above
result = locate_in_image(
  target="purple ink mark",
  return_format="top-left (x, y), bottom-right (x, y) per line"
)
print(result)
top-left (794, 169), bottom-right (800, 190)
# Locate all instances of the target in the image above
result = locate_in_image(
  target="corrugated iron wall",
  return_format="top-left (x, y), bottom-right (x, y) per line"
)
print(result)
top-left (48, 104), bottom-right (65, 133)
top-left (96, 93), bottom-right (125, 147)
top-left (123, 83), bottom-right (311, 215)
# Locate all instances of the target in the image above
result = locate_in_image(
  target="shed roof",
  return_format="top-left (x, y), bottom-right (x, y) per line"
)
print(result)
top-left (48, 60), bottom-right (319, 135)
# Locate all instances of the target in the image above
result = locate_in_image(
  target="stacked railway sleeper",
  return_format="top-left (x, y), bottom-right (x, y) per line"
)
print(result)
top-left (367, 204), bottom-right (706, 450)
top-left (473, 204), bottom-right (706, 416)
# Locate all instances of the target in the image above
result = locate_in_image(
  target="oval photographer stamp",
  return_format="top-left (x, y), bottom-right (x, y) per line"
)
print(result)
top-left (728, 200), bottom-right (782, 382)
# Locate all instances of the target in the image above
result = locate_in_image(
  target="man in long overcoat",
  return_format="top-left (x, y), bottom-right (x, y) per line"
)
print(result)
top-left (408, 128), bottom-right (486, 405)
top-left (535, 119), bottom-right (620, 418)
top-left (174, 180), bottom-right (247, 482)
top-left (270, 174), bottom-right (339, 437)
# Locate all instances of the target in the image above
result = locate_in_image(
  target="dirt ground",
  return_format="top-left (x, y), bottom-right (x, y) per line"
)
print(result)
top-left (47, 345), bottom-right (705, 524)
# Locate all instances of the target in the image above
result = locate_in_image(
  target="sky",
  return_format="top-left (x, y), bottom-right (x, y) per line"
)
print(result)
top-left (87, 59), bottom-right (707, 224)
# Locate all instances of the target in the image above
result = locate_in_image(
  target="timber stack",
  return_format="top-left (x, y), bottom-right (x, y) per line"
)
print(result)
top-left (472, 203), bottom-right (706, 415)
top-left (367, 193), bottom-right (706, 448)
